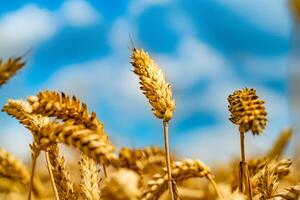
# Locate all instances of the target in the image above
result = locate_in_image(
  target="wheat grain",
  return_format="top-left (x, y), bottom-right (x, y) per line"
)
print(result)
top-left (130, 48), bottom-right (175, 122)
top-left (141, 159), bottom-right (211, 200)
top-left (79, 154), bottom-right (101, 200)
top-left (48, 144), bottom-right (76, 200)
top-left (101, 169), bottom-right (140, 200)
top-left (0, 57), bottom-right (25, 86)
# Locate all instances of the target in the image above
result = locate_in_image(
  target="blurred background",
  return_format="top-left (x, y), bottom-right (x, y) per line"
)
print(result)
top-left (0, 0), bottom-right (298, 164)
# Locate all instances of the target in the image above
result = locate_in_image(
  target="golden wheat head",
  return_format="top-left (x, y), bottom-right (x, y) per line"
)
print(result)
top-left (228, 88), bottom-right (267, 135)
top-left (130, 48), bottom-right (175, 122)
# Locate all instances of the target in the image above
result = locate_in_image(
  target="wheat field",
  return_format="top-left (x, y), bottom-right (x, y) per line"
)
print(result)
top-left (1, 1), bottom-right (300, 200)
top-left (0, 46), bottom-right (299, 200)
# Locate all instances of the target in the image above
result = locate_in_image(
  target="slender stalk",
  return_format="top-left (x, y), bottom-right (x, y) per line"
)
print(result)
top-left (245, 163), bottom-right (253, 200)
top-left (239, 131), bottom-right (245, 193)
top-left (27, 154), bottom-right (37, 200)
top-left (45, 152), bottom-right (60, 200)
top-left (163, 121), bottom-right (175, 200)
top-left (103, 164), bottom-right (108, 177)
top-left (207, 174), bottom-right (223, 199)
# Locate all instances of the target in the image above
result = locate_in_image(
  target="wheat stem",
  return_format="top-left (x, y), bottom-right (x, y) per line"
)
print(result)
top-left (45, 152), bottom-right (60, 200)
top-left (163, 121), bottom-right (175, 200)
top-left (239, 131), bottom-right (245, 193)
top-left (207, 174), bottom-right (223, 199)
top-left (103, 165), bottom-right (108, 177)
top-left (27, 153), bottom-right (37, 200)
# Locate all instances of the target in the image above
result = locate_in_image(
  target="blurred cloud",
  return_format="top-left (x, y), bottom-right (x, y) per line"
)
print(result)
top-left (128, 0), bottom-right (170, 17)
top-left (0, 0), bottom-right (100, 58)
top-left (59, 0), bottom-right (100, 27)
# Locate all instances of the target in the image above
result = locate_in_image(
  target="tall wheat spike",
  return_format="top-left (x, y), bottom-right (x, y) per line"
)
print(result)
top-left (0, 57), bottom-right (25, 86)
top-left (131, 48), bottom-right (176, 200)
top-left (266, 128), bottom-right (292, 159)
top-left (79, 154), bottom-right (101, 200)
top-left (228, 88), bottom-right (267, 200)
top-left (48, 144), bottom-right (76, 200)
top-left (141, 159), bottom-right (217, 200)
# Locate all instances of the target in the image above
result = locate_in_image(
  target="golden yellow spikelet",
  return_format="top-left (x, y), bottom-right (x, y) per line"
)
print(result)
top-left (130, 48), bottom-right (175, 122)
top-left (0, 57), bottom-right (25, 86)
top-left (228, 88), bottom-right (267, 135)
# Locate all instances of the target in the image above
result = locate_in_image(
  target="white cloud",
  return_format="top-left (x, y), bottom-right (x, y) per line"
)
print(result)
top-left (60, 0), bottom-right (100, 27)
top-left (0, 5), bottom-right (57, 57)
top-left (0, 0), bottom-right (100, 58)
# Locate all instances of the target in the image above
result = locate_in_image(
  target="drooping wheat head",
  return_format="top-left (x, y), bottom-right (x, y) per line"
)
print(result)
top-left (141, 159), bottom-right (212, 200)
top-left (27, 91), bottom-right (104, 132)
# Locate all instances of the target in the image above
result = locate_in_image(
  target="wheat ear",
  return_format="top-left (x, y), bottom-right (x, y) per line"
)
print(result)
top-left (48, 144), bottom-right (76, 200)
top-left (115, 146), bottom-right (166, 173)
top-left (278, 182), bottom-right (300, 200)
top-left (141, 159), bottom-right (216, 200)
top-left (101, 169), bottom-right (140, 200)
top-left (228, 88), bottom-right (267, 199)
top-left (0, 57), bottom-right (25, 86)
top-left (266, 128), bottom-right (292, 160)
top-left (0, 148), bottom-right (30, 187)
top-left (27, 91), bottom-right (104, 132)
top-left (36, 121), bottom-right (117, 165)
top-left (79, 154), bottom-right (101, 200)
top-left (131, 48), bottom-right (176, 200)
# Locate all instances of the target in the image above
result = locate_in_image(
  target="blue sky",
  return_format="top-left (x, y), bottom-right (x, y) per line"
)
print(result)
top-left (0, 0), bottom-right (296, 163)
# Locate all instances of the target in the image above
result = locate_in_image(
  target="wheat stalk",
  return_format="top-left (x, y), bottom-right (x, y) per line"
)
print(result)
top-left (228, 88), bottom-right (267, 199)
top-left (79, 154), bottom-right (101, 200)
top-left (131, 48), bottom-right (176, 200)
top-left (141, 159), bottom-right (215, 200)
top-left (48, 144), bottom-right (76, 200)
top-left (0, 57), bottom-right (25, 86)
top-left (27, 91), bottom-right (104, 132)
top-left (101, 169), bottom-right (140, 200)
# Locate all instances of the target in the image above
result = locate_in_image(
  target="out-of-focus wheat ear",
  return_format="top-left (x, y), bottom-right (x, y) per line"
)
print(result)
top-left (79, 154), bottom-right (101, 200)
top-left (279, 182), bottom-right (300, 200)
top-left (27, 91), bottom-right (104, 132)
top-left (101, 169), bottom-right (140, 200)
top-left (266, 128), bottom-right (292, 159)
top-left (141, 159), bottom-right (217, 200)
top-left (0, 57), bottom-right (25, 86)
top-left (0, 147), bottom-right (30, 187)
top-left (255, 165), bottom-right (279, 199)
top-left (2, 99), bottom-right (50, 135)
top-left (114, 146), bottom-right (167, 174)
top-left (48, 144), bottom-right (76, 200)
